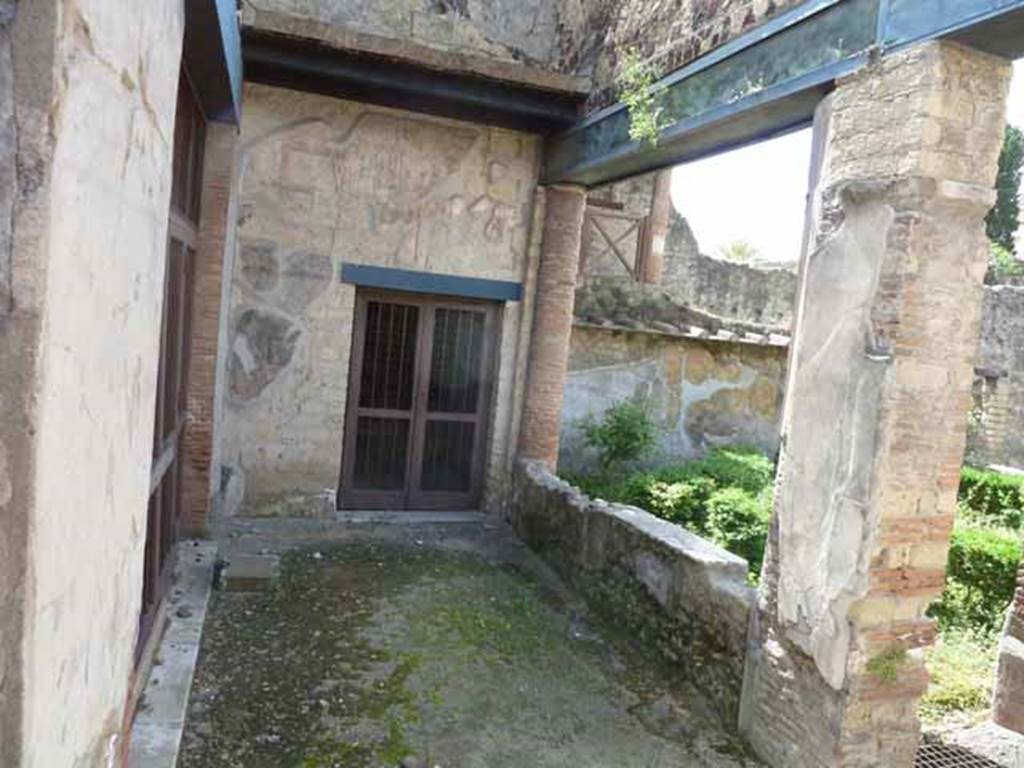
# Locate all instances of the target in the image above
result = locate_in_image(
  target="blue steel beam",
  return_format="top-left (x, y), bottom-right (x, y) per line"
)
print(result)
top-left (543, 0), bottom-right (1024, 187)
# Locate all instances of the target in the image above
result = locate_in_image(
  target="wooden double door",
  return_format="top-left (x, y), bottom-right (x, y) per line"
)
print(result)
top-left (139, 67), bottom-right (205, 657)
top-left (339, 291), bottom-right (499, 511)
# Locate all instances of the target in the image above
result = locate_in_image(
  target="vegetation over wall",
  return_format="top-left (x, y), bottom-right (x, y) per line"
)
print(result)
top-left (564, 399), bottom-right (1024, 732)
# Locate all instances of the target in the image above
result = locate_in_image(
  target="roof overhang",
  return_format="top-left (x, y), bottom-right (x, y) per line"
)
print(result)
top-left (242, 27), bottom-right (584, 135)
top-left (183, 0), bottom-right (244, 125)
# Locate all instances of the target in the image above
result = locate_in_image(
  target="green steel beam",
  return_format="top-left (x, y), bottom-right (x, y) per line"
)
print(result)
top-left (543, 0), bottom-right (1024, 187)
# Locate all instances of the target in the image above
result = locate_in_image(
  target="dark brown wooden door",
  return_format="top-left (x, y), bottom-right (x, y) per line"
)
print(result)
top-left (138, 67), bottom-right (205, 657)
top-left (339, 290), bottom-right (499, 511)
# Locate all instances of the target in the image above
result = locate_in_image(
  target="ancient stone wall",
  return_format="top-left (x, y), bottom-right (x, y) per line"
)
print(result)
top-left (967, 285), bottom-right (1024, 470)
top-left (217, 83), bottom-right (541, 516)
top-left (561, 326), bottom-right (786, 473)
top-left (510, 459), bottom-right (755, 724)
top-left (245, 0), bottom-right (559, 68)
top-left (242, 0), bottom-right (588, 94)
top-left (7, 1), bottom-right (187, 766)
top-left (662, 213), bottom-right (798, 326)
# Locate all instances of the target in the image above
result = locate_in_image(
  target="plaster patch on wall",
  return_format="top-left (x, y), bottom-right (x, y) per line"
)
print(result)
top-left (240, 239), bottom-right (279, 292)
top-left (229, 308), bottom-right (301, 401)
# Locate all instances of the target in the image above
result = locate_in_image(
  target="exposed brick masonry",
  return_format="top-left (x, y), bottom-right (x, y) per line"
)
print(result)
top-left (182, 122), bottom-right (237, 534)
top-left (517, 185), bottom-right (586, 467)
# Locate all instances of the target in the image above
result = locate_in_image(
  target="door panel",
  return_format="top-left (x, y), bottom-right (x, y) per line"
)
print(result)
top-left (339, 291), bottom-right (498, 511)
top-left (138, 68), bottom-right (205, 659)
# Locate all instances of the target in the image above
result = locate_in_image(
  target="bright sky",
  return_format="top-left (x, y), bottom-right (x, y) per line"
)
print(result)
top-left (671, 60), bottom-right (1024, 265)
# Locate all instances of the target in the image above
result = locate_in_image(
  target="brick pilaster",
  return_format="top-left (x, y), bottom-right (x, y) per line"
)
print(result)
top-left (517, 184), bottom-right (586, 468)
top-left (741, 41), bottom-right (1011, 768)
top-left (181, 122), bottom-right (237, 535)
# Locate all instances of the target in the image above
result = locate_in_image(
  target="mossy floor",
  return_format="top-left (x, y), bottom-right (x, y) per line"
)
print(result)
top-left (179, 524), bottom-right (760, 768)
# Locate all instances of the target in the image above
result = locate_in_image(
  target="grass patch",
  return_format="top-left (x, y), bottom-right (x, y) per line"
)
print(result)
top-left (920, 630), bottom-right (999, 728)
top-left (866, 646), bottom-right (908, 684)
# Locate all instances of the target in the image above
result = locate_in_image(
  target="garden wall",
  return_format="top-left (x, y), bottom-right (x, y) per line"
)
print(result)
top-left (560, 325), bottom-right (787, 473)
top-left (510, 459), bottom-right (756, 724)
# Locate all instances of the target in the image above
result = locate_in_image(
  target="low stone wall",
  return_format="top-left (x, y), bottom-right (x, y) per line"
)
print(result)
top-left (509, 459), bottom-right (755, 725)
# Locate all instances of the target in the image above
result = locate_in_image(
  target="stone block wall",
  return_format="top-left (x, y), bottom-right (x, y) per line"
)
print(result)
top-left (561, 326), bottom-right (786, 473)
top-left (216, 83), bottom-right (542, 516)
top-left (510, 459), bottom-right (755, 724)
top-left (662, 214), bottom-right (799, 327)
top-left (242, 0), bottom-right (588, 93)
top-left (967, 285), bottom-right (1024, 469)
top-left (0, 1), bottom-right (187, 766)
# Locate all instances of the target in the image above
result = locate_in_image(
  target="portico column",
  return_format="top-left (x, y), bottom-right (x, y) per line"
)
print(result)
top-left (182, 121), bottom-right (238, 535)
top-left (639, 169), bottom-right (672, 284)
top-left (518, 184), bottom-right (586, 468)
top-left (740, 41), bottom-right (1011, 768)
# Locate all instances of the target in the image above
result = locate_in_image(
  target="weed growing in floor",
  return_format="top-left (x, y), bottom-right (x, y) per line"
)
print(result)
top-left (920, 629), bottom-right (999, 728)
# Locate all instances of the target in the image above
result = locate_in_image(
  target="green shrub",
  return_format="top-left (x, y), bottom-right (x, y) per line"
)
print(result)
top-left (645, 480), bottom-right (707, 529)
top-left (929, 523), bottom-right (1021, 633)
top-left (581, 398), bottom-right (658, 473)
top-left (688, 447), bottom-right (775, 495)
top-left (562, 447), bottom-right (774, 579)
top-left (959, 466), bottom-right (1024, 529)
top-left (704, 487), bottom-right (772, 576)
top-left (987, 240), bottom-right (1024, 283)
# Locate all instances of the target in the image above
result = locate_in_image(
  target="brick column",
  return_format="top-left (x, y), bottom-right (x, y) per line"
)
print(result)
top-left (740, 42), bottom-right (1010, 768)
top-left (182, 121), bottom-right (237, 535)
top-left (517, 184), bottom-right (586, 467)
top-left (639, 169), bottom-right (672, 284)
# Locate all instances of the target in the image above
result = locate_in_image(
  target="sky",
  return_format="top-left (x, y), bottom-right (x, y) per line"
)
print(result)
top-left (671, 60), bottom-right (1024, 265)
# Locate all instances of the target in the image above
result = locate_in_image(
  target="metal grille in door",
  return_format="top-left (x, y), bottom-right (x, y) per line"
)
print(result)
top-left (340, 293), bottom-right (497, 511)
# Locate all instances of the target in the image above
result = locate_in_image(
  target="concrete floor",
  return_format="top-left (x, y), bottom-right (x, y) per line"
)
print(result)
top-left (178, 518), bottom-right (763, 768)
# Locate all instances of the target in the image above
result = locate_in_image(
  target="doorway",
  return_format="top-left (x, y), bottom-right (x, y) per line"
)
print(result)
top-left (138, 67), bottom-right (205, 656)
top-left (339, 290), bottom-right (500, 511)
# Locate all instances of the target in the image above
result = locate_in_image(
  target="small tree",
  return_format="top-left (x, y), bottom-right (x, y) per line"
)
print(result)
top-left (718, 240), bottom-right (759, 263)
top-left (581, 397), bottom-right (658, 473)
top-left (986, 124), bottom-right (1024, 254)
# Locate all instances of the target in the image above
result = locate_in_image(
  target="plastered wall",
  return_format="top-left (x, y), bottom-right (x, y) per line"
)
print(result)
top-left (217, 83), bottom-right (541, 516)
top-left (561, 326), bottom-right (786, 472)
top-left (10, 1), bottom-right (185, 766)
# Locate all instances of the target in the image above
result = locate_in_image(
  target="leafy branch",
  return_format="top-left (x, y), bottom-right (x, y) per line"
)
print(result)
top-left (618, 48), bottom-right (668, 147)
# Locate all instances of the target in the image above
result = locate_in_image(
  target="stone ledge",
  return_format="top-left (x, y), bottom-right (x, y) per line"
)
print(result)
top-left (509, 459), bottom-right (755, 725)
top-left (242, 8), bottom-right (592, 96)
top-left (127, 540), bottom-right (218, 768)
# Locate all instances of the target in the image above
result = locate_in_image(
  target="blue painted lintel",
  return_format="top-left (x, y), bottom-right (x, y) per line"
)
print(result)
top-left (340, 264), bottom-right (523, 303)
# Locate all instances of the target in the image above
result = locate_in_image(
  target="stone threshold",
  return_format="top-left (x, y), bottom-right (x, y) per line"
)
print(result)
top-left (127, 540), bottom-right (218, 768)
top-left (336, 510), bottom-right (487, 524)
